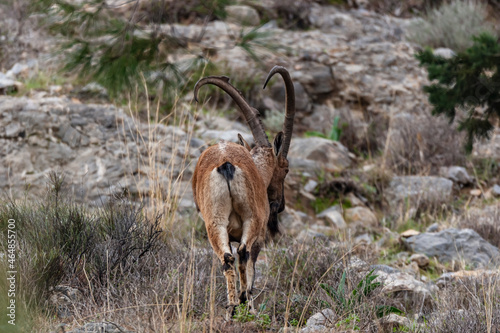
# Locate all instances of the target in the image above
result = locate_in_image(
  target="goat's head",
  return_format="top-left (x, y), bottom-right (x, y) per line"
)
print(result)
top-left (262, 66), bottom-right (295, 235)
top-left (194, 66), bottom-right (295, 237)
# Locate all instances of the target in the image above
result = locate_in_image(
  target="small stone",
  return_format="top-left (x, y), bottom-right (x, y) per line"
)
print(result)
top-left (345, 206), bottom-right (378, 227)
top-left (410, 253), bottom-right (430, 268)
top-left (296, 229), bottom-right (328, 244)
top-left (470, 189), bottom-right (482, 197)
top-left (355, 233), bottom-right (372, 245)
top-left (426, 223), bottom-right (439, 233)
top-left (304, 179), bottom-right (318, 192)
top-left (317, 206), bottom-right (347, 229)
top-left (492, 185), bottom-right (500, 197)
top-left (306, 308), bottom-right (336, 327)
top-left (379, 314), bottom-right (413, 331)
top-left (439, 166), bottom-right (473, 185)
top-left (5, 122), bottom-right (24, 138)
top-left (346, 192), bottom-right (364, 206)
top-left (433, 48), bottom-right (456, 59)
top-left (400, 229), bottom-right (420, 238)
top-left (225, 5), bottom-right (260, 26)
top-left (49, 85), bottom-right (63, 95)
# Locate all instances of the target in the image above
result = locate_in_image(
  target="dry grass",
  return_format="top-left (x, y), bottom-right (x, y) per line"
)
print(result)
top-left (458, 203), bottom-right (500, 248)
top-left (384, 112), bottom-right (466, 175)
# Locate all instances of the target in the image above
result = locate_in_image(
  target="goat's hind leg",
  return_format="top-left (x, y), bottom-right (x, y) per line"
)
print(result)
top-left (237, 244), bottom-right (249, 304)
top-left (244, 241), bottom-right (261, 312)
top-left (206, 223), bottom-right (238, 319)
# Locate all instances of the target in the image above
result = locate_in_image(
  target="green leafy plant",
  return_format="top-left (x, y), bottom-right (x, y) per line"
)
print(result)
top-left (305, 116), bottom-right (342, 141)
top-left (233, 302), bottom-right (271, 329)
top-left (416, 33), bottom-right (500, 152)
top-left (320, 269), bottom-right (379, 314)
top-left (31, 0), bottom-right (278, 112)
top-left (336, 313), bottom-right (360, 331)
top-left (320, 269), bottom-right (403, 319)
top-left (233, 302), bottom-right (255, 323)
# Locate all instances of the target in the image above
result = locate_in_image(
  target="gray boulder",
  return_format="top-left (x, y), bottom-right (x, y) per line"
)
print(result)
top-left (292, 62), bottom-right (335, 97)
top-left (385, 176), bottom-right (453, 211)
top-left (317, 205), bottom-right (346, 229)
top-left (439, 166), bottom-right (473, 185)
top-left (288, 137), bottom-right (352, 172)
top-left (225, 5), bottom-right (260, 26)
top-left (402, 228), bottom-right (500, 268)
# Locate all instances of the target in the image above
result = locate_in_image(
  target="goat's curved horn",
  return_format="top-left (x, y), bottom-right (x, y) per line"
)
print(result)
top-left (195, 76), bottom-right (270, 147)
top-left (263, 66), bottom-right (295, 158)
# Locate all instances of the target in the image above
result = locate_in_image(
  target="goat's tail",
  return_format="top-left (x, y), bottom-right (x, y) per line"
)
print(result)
top-left (217, 162), bottom-right (235, 195)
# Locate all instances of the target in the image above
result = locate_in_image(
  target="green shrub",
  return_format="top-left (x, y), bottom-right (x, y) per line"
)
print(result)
top-left (407, 0), bottom-right (496, 52)
top-left (416, 33), bottom-right (500, 152)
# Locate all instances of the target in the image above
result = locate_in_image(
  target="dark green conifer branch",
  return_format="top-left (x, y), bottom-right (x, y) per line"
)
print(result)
top-left (416, 33), bottom-right (500, 152)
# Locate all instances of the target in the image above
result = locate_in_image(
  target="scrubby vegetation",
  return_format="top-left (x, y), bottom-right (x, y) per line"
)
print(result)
top-left (407, 0), bottom-right (497, 52)
top-left (1, 0), bottom-right (500, 332)
top-left (416, 32), bottom-right (500, 152)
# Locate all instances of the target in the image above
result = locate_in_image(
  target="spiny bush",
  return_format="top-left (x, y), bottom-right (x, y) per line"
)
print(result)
top-left (407, 0), bottom-right (497, 52)
top-left (0, 172), bottom-right (162, 308)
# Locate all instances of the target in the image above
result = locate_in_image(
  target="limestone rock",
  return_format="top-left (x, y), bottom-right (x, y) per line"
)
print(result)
top-left (305, 308), bottom-right (335, 327)
top-left (317, 206), bottom-right (347, 229)
top-left (292, 62), bottom-right (335, 97)
top-left (296, 229), bottom-right (329, 244)
top-left (288, 137), bottom-right (352, 172)
top-left (433, 48), bottom-right (456, 59)
top-left (436, 269), bottom-right (499, 288)
top-left (385, 176), bottom-right (453, 211)
top-left (439, 166), bottom-right (473, 185)
top-left (410, 253), bottom-right (429, 268)
top-left (345, 206), bottom-right (378, 227)
top-left (379, 314), bottom-right (413, 332)
top-left (492, 184), bottom-right (500, 197)
top-left (225, 5), bottom-right (260, 26)
top-left (402, 228), bottom-right (500, 268)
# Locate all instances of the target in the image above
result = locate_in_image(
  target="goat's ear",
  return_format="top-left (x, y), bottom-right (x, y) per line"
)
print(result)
top-left (238, 133), bottom-right (251, 151)
top-left (273, 131), bottom-right (284, 156)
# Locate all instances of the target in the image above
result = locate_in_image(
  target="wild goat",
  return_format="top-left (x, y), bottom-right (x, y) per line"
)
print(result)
top-left (192, 66), bottom-right (295, 317)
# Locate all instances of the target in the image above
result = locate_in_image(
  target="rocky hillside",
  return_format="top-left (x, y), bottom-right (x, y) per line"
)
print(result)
top-left (1, 1), bottom-right (500, 332)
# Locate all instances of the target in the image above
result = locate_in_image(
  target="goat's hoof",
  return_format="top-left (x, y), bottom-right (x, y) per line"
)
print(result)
top-left (225, 304), bottom-right (237, 321)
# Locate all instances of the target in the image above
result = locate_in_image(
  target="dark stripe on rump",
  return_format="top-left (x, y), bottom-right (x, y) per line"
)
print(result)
top-left (217, 161), bottom-right (236, 194)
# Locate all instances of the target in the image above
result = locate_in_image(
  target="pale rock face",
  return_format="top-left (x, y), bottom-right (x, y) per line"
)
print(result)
top-left (410, 253), bottom-right (430, 268)
top-left (402, 228), bottom-right (500, 268)
top-left (288, 137), bottom-right (352, 173)
top-left (385, 176), bottom-right (453, 211)
top-left (225, 5), bottom-right (261, 26)
top-left (317, 206), bottom-right (347, 229)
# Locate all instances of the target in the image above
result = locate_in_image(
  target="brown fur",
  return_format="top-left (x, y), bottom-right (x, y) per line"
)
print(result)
top-left (192, 141), bottom-right (279, 317)
top-left (192, 66), bottom-right (295, 318)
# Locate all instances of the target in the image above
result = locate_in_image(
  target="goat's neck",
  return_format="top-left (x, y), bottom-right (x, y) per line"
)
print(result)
top-left (251, 148), bottom-right (276, 187)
